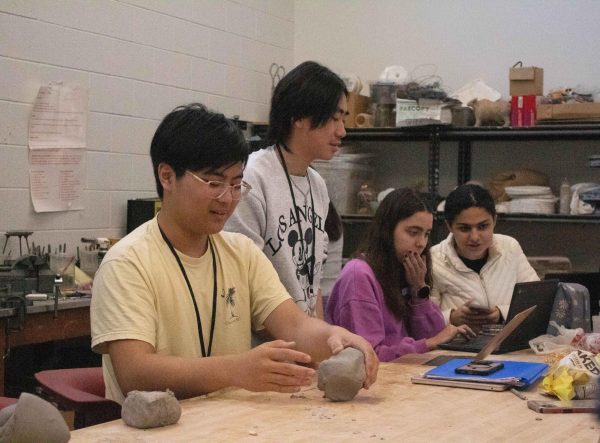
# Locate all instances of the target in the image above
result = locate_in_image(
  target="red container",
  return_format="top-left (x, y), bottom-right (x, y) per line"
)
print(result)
top-left (511, 96), bottom-right (536, 127)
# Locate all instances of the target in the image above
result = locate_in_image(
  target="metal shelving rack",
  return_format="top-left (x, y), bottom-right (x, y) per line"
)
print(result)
top-left (344, 124), bottom-right (600, 203)
top-left (439, 124), bottom-right (600, 191)
top-left (344, 124), bottom-right (600, 225)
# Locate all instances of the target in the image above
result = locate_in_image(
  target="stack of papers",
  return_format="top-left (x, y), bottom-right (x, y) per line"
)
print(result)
top-left (505, 186), bottom-right (557, 214)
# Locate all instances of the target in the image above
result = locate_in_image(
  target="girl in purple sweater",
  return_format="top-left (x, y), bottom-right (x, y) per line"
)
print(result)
top-left (326, 188), bottom-right (473, 362)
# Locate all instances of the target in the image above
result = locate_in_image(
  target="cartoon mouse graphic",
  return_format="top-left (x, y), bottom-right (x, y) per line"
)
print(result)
top-left (287, 226), bottom-right (316, 314)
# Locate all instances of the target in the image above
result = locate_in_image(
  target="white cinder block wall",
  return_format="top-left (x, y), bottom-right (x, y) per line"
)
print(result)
top-left (0, 0), bottom-right (294, 255)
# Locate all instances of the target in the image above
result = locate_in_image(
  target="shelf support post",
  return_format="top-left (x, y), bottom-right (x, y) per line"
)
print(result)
top-left (429, 127), bottom-right (441, 241)
top-left (458, 140), bottom-right (472, 185)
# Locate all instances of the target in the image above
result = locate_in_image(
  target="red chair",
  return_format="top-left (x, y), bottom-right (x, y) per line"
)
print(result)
top-left (0, 396), bottom-right (17, 409)
top-left (34, 367), bottom-right (121, 429)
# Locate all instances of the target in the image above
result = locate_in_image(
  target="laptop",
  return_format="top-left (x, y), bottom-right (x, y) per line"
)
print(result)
top-left (412, 305), bottom-right (537, 391)
top-left (438, 279), bottom-right (559, 354)
top-left (412, 305), bottom-right (545, 390)
top-left (411, 375), bottom-right (509, 391)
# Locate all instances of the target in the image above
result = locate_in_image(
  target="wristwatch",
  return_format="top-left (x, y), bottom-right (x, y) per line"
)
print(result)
top-left (417, 285), bottom-right (431, 299)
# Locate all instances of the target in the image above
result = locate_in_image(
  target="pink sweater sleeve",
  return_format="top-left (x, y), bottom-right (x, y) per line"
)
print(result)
top-left (328, 260), bottom-right (444, 362)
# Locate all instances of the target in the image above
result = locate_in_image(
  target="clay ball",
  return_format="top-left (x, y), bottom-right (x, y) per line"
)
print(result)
top-left (318, 347), bottom-right (366, 402)
top-left (121, 389), bottom-right (182, 429)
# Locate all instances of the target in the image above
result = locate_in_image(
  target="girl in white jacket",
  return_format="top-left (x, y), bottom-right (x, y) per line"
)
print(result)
top-left (431, 184), bottom-right (539, 329)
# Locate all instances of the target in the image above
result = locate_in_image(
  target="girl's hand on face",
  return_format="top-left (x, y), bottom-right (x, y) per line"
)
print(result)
top-left (402, 251), bottom-right (427, 291)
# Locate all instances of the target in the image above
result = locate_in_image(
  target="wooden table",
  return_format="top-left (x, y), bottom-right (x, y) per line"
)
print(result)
top-left (0, 298), bottom-right (91, 396)
top-left (70, 350), bottom-right (599, 442)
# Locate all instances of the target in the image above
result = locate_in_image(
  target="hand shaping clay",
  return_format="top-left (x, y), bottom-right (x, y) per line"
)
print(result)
top-left (121, 389), bottom-right (182, 429)
top-left (317, 347), bottom-right (366, 401)
top-left (0, 392), bottom-right (70, 442)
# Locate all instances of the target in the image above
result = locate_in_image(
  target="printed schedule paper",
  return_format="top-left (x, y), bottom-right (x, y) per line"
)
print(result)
top-left (28, 83), bottom-right (88, 212)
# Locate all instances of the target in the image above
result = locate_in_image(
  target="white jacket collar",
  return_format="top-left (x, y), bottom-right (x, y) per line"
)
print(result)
top-left (439, 233), bottom-right (502, 272)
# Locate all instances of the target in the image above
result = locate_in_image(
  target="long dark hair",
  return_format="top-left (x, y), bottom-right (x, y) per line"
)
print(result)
top-left (356, 188), bottom-right (433, 322)
top-left (324, 201), bottom-right (343, 242)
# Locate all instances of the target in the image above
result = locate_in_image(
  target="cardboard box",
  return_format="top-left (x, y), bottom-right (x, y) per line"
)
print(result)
top-left (509, 66), bottom-right (543, 96)
top-left (527, 256), bottom-right (572, 279)
top-left (537, 103), bottom-right (600, 120)
top-left (346, 93), bottom-right (371, 128)
top-left (395, 99), bottom-right (452, 127)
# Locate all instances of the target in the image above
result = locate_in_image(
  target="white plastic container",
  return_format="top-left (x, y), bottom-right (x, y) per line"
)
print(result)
top-left (313, 159), bottom-right (373, 214)
top-left (559, 178), bottom-right (571, 215)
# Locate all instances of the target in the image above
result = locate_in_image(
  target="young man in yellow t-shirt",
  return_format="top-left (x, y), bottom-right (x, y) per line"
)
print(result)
top-left (90, 103), bottom-right (378, 404)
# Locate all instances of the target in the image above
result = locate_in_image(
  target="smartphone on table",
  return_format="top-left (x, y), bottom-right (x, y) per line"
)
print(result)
top-left (527, 399), bottom-right (598, 413)
top-left (455, 360), bottom-right (504, 375)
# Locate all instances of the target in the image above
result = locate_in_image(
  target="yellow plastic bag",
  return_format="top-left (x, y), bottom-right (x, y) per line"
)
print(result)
top-left (541, 350), bottom-right (600, 401)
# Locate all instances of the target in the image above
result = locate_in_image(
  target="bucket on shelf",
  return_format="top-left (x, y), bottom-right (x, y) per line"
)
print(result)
top-left (313, 156), bottom-right (374, 215)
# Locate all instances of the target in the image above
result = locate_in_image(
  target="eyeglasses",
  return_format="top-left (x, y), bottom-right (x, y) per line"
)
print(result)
top-left (186, 171), bottom-right (252, 200)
